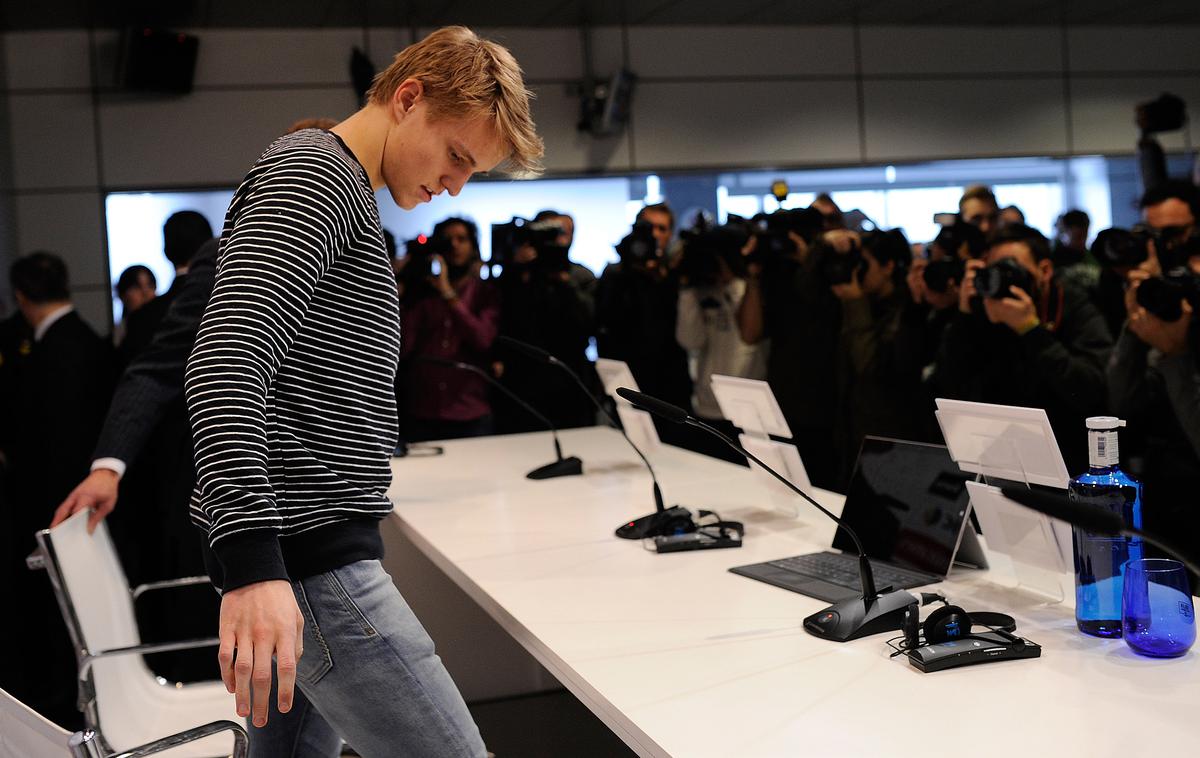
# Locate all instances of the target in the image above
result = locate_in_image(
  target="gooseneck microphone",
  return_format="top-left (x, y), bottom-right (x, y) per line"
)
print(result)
top-left (414, 356), bottom-right (582, 479)
top-left (497, 336), bottom-right (689, 538)
top-left (617, 386), bottom-right (918, 643)
top-left (999, 485), bottom-right (1200, 576)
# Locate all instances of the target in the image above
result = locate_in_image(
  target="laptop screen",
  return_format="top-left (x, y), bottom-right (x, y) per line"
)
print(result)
top-left (831, 436), bottom-right (974, 576)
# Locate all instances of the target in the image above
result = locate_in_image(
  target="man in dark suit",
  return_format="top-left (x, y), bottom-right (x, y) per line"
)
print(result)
top-left (118, 210), bottom-right (213, 367)
top-left (53, 238), bottom-right (220, 682)
top-left (3, 251), bottom-right (112, 727)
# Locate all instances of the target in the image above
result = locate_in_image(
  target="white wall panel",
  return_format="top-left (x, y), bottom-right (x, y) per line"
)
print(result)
top-left (628, 26), bottom-right (856, 78)
top-left (188, 28), bottom-right (365, 87)
top-left (1068, 27), bottom-right (1200, 73)
top-left (864, 78), bottom-right (1068, 161)
top-left (635, 81), bottom-right (861, 169)
top-left (13, 191), bottom-right (107, 285)
top-left (8, 93), bottom-right (98, 189)
top-left (530, 82), bottom-right (631, 174)
top-left (860, 26), bottom-right (1061, 75)
top-left (99, 88), bottom-right (360, 187)
top-left (3, 31), bottom-right (92, 90)
top-left (1070, 76), bottom-right (1200, 154)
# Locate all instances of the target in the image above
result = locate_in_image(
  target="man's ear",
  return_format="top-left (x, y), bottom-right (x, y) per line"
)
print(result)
top-left (391, 78), bottom-right (424, 120)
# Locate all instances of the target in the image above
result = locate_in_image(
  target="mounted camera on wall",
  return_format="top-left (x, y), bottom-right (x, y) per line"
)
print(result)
top-left (578, 69), bottom-right (636, 137)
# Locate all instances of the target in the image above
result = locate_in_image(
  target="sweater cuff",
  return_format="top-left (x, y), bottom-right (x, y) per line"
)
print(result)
top-left (211, 530), bottom-right (289, 592)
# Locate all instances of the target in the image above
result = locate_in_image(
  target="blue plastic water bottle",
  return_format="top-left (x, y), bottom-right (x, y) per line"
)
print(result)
top-left (1069, 416), bottom-right (1143, 637)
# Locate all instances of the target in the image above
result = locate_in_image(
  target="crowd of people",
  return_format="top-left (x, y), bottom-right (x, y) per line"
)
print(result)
top-left (2, 150), bottom-right (1199, 731)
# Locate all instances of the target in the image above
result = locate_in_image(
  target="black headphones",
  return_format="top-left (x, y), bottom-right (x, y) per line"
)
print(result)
top-left (899, 595), bottom-right (1025, 654)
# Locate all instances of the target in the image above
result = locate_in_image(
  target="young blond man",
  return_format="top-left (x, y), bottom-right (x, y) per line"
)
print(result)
top-left (184, 27), bottom-right (542, 757)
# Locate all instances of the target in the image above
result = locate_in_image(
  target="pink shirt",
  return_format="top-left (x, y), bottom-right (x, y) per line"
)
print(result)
top-left (399, 277), bottom-right (500, 421)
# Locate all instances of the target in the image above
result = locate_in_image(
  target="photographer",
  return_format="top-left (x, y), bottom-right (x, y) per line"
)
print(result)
top-left (1107, 233), bottom-right (1200, 562)
top-left (675, 223), bottom-right (766, 426)
top-left (495, 211), bottom-right (596, 431)
top-left (596, 204), bottom-right (693, 421)
top-left (397, 217), bottom-right (500, 441)
top-left (904, 218), bottom-right (986, 438)
top-left (959, 185), bottom-right (1000, 239)
top-left (1053, 209), bottom-right (1100, 293)
top-left (826, 228), bottom-right (926, 485)
top-left (737, 207), bottom-right (841, 489)
top-left (932, 224), bottom-right (1113, 472)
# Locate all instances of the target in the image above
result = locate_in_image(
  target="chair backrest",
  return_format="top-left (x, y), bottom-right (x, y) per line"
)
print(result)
top-left (37, 512), bottom-right (172, 743)
top-left (0, 686), bottom-right (70, 758)
top-left (39, 511), bottom-right (143, 658)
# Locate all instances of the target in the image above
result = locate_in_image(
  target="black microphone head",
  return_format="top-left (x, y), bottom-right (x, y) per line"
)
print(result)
top-left (615, 387), bottom-right (689, 424)
top-left (999, 486), bottom-right (1126, 535)
top-left (496, 335), bottom-right (554, 363)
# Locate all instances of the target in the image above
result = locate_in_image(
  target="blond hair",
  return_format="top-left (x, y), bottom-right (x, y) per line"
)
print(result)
top-left (368, 26), bottom-right (544, 176)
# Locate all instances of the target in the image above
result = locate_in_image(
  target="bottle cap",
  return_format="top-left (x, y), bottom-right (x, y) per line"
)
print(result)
top-left (1086, 416), bottom-right (1126, 430)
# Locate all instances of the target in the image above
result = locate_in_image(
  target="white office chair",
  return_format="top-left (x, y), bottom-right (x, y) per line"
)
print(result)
top-left (28, 511), bottom-right (243, 757)
top-left (0, 686), bottom-right (247, 758)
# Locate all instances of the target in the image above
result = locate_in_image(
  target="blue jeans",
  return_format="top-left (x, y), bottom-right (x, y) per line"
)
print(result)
top-left (248, 560), bottom-right (486, 758)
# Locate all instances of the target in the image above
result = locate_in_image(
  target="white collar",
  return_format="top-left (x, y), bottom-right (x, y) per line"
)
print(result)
top-left (34, 304), bottom-right (74, 342)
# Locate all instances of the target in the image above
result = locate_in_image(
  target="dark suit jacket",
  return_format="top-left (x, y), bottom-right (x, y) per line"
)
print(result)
top-left (7, 310), bottom-right (112, 547)
top-left (117, 278), bottom-right (179, 369)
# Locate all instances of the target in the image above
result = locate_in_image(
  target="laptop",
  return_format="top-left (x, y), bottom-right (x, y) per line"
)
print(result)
top-left (730, 437), bottom-right (987, 603)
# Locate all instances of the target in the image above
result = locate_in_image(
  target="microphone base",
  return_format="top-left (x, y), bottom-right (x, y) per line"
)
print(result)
top-left (802, 589), bottom-right (917, 642)
top-left (615, 506), bottom-right (694, 540)
top-left (526, 456), bottom-right (583, 480)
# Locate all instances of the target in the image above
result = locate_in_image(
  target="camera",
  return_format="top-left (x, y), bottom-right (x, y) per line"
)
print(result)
top-left (491, 216), bottom-right (569, 271)
top-left (973, 257), bottom-right (1035, 300)
top-left (1092, 227), bottom-right (1149, 269)
top-left (677, 224), bottom-right (751, 287)
top-left (615, 220), bottom-right (659, 264)
top-left (401, 234), bottom-right (451, 279)
top-left (923, 220), bottom-right (985, 294)
top-left (1136, 272), bottom-right (1200, 322)
top-left (748, 207), bottom-right (823, 263)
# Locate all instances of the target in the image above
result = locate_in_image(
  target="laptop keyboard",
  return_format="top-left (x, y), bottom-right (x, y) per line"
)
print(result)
top-left (765, 552), bottom-right (936, 591)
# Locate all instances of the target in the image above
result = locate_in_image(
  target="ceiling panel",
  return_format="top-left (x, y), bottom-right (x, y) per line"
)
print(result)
top-left (5, 0), bottom-right (1200, 30)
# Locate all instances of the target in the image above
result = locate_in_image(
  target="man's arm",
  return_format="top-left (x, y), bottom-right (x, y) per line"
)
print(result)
top-left (186, 154), bottom-right (354, 590)
top-left (52, 240), bottom-right (219, 532)
top-left (675, 287), bottom-right (707, 352)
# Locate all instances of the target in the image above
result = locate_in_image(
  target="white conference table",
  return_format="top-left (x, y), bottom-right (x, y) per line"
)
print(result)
top-left (387, 427), bottom-right (1197, 757)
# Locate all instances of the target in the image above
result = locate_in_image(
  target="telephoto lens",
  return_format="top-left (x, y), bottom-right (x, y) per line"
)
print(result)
top-left (1135, 274), bottom-right (1200, 322)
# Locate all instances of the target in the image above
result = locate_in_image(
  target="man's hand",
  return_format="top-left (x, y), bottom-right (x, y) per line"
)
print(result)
top-left (51, 469), bottom-right (119, 534)
top-left (218, 580), bottom-right (304, 727)
top-left (984, 285), bottom-right (1040, 334)
top-left (1129, 299), bottom-right (1193, 355)
top-left (959, 259), bottom-right (985, 314)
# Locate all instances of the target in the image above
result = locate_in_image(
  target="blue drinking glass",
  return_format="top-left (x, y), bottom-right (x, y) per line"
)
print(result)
top-left (1122, 558), bottom-right (1196, 658)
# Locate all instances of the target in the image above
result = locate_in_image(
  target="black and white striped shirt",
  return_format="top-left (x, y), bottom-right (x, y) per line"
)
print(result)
top-left (185, 129), bottom-right (400, 591)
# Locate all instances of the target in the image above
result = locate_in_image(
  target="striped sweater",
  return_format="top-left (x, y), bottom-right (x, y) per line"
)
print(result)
top-left (185, 129), bottom-right (401, 591)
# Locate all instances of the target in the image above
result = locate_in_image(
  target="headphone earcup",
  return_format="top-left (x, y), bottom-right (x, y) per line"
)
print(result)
top-left (923, 605), bottom-right (971, 643)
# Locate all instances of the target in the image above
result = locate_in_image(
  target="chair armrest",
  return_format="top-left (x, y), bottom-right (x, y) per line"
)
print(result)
top-left (79, 637), bottom-right (220, 682)
top-left (131, 576), bottom-right (212, 601)
top-left (70, 719), bottom-right (248, 758)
